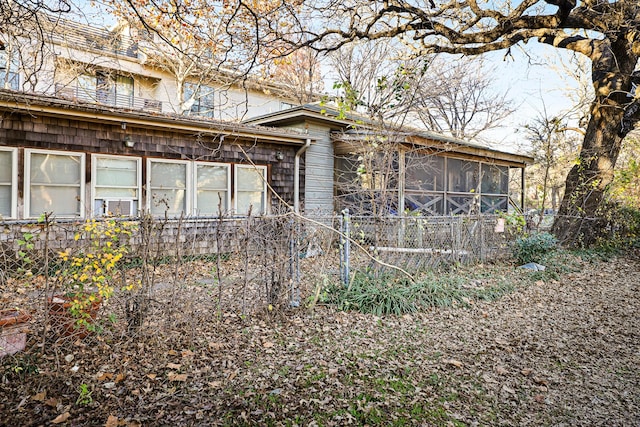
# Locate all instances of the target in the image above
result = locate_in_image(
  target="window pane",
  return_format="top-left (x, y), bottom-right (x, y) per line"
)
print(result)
top-left (149, 189), bottom-right (185, 215)
top-left (236, 167), bottom-right (264, 191)
top-left (481, 164), bottom-right (509, 194)
top-left (115, 75), bottom-right (134, 107)
top-left (0, 186), bottom-right (11, 217)
top-left (197, 164), bottom-right (227, 190)
top-left (197, 190), bottom-right (227, 214)
top-left (237, 191), bottom-right (262, 215)
top-left (150, 162), bottom-right (186, 188)
top-left (405, 153), bottom-right (444, 192)
top-left (77, 74), bottom-right (97, 102)
top-left (96, 157), bottom-right (138, 187)
top-left (236, 166), bottom-right (265, 215)
top-left (150, 161), bottom-right (187, 215)
top-left (95, 188), bottom-right (137, 198)
top-left (197, 164), bottom-right (228, 214)
top-left (30, 185), bottom-right (80, 216)
top-left (30, 153), bottom-right (81, 185)
top-left (447, 159), bottom-right (478, 193)
top-left (0, 151), bottom-right (12, 182)
top-left (28, 151), bottom-right (82, 217)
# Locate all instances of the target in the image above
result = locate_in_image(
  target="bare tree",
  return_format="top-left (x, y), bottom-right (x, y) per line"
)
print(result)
top-left (414, 57), bottom-right (516, 141)
top-left (269, 47), bottom-right (324, 104)
top-left (524, 109), bottom-right (581, 216)
top-left (290, 0), bottom-right (640, 246)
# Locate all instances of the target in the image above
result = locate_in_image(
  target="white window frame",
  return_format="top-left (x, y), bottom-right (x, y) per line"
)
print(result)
top-left (91, 154), bottom-right (142, 217)
top-left (0, 147), bottom-right (18, 218)
top-left (24, 149), bottom-right (85, 219)
top-left (146, 158), bottom-right (192, 217)
top-left (234, 164), bottom-right (268, 216)
top-left (194, 161), bottom-right (231, 216)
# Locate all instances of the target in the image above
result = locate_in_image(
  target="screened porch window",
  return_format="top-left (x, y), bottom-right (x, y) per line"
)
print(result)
top-left (148, 159), bottom-right (189, 216)
top-left (480, 164), bottom-right (509, 213)
top-left (25, 149), bottom-right (84, 218)
top-left (234, 165), bottom-right (267, 215)
top-left (447, 158), bottom-right (479, 193)
top-left (405, 152), bottom-right (445, 215)
top-left (93, 155), bottom-right (141, 216)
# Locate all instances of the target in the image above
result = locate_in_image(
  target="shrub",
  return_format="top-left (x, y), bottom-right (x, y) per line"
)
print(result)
top-left (513, 232), bottom-right (558, 264)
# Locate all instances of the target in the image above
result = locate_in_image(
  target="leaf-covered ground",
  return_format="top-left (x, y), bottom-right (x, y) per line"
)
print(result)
top-left (1, 252), bottom-right (638, 426)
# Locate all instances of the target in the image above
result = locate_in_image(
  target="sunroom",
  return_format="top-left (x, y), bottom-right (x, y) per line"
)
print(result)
top-left (334, 130), bottom-right (531, 216)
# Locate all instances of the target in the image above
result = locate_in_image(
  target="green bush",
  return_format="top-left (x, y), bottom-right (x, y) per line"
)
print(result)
top-left (513, 232), bottom-right (558, 264)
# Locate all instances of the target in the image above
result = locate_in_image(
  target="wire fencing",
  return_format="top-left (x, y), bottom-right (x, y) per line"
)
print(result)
top-left (0, 212), bottom-right (520, 349)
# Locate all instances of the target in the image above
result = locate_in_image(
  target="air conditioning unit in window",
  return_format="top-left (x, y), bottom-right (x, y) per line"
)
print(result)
top-left (95, 199), bottom-right (137, 216)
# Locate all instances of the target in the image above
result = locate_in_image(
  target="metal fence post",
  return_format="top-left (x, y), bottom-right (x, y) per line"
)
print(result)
top-left (340, 209), bottom-right (350, 287)
top-left (289, 218), bottom-right (300, 307)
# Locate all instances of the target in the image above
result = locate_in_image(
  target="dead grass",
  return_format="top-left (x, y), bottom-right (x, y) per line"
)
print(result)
top-left (0, 251), bottom-right (638, 426)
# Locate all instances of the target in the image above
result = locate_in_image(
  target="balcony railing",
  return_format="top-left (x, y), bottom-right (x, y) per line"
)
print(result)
top-left (48, 16), bottom-right (140, 59)
top-left (55, 84), bottom-right (164, 113)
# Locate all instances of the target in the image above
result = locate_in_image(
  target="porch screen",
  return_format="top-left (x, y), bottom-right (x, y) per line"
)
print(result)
top-left (235, 165), bottom-right (266, 215)
top-left (405, 153), bottom-right (444, 214)
top-left (149, 161), bottom-right (187, 216)
top-left (196, 163), bottom-right (229, 215)
top-left (28, 151), bottom-right (83, 217)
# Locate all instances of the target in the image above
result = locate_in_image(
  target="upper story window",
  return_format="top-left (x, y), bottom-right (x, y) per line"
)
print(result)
top-left (184, 83), bottom-right (215, 118)
top-left (92, 155), bottom-right (142, 216)
top-left (0, 148), bottom-right (17, 218)
top-left (0, 49), bottom-right (20, 90)
top-left (25, 149), bottom-right (85, 218)
top-left (76, 72), bottom-right (134, 108)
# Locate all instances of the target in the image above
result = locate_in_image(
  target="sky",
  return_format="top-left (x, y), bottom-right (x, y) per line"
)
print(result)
top-left (478, 44), bottom-right (586, 155)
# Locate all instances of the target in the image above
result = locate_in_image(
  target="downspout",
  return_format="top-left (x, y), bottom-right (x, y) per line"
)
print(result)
top-left (294, 138), bottom-right (312, 214)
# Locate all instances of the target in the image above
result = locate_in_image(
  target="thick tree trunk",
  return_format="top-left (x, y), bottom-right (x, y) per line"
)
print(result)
top-left (550, 30), bottom-right (639, 247)
top-left (552, 102), bottom-right (625, 246)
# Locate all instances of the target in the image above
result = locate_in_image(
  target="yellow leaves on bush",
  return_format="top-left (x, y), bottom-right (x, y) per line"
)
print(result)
top-left (55, 219), bottom-right (137, 318)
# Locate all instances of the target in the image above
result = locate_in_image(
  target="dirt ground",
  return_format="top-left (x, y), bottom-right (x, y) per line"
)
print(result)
top-left (0, 251), bottom-right (638, 426)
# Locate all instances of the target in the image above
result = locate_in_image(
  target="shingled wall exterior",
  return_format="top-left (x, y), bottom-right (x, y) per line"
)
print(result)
top-left (0, 110), bottom-right (302, 217)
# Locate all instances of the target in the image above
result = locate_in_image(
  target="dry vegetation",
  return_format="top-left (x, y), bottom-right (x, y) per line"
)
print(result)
top-left (0, 247), bottom-right (638, 426)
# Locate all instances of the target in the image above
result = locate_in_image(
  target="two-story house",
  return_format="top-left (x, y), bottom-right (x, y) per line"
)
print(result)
top-left (0, 14), bottom-right (532, 226)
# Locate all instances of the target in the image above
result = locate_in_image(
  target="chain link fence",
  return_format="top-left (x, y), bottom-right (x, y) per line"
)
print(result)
top-left (0, 212), bottom-right (520, 348)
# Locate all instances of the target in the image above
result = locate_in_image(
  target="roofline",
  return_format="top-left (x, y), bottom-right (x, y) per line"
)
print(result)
top-left (247, 104), bottom-right (534, 164)
top-left (244, 104), bottom-right (364, 129)
top-left (0, 90), bottom-right (310, 145)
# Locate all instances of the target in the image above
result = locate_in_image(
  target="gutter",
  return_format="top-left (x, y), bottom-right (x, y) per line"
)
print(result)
top-left (294, 138), bottom-right (312, 214)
